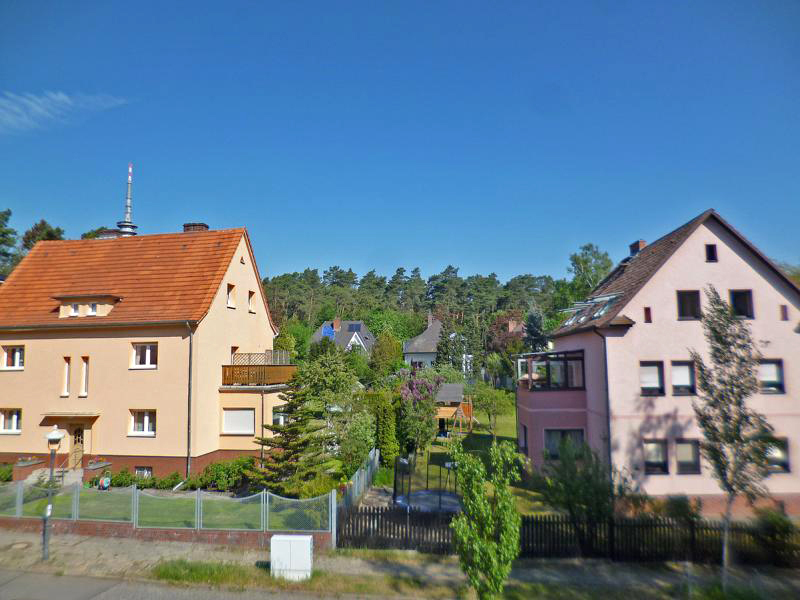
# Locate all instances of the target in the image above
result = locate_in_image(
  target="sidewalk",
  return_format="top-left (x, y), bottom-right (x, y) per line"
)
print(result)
top-left (1, 530), bottom-right (799, 597)
top-left (0, 569), bottom-right (324, 600)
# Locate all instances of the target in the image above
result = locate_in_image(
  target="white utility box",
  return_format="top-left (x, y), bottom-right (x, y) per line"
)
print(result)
top-left (270, 534), bottom-right (313, 581)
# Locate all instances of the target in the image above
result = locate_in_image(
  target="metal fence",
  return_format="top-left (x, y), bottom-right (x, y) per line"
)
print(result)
top-left (340, 448), bottom-right (380, 512)
top-left (0, 482), bottom-right (334, 534)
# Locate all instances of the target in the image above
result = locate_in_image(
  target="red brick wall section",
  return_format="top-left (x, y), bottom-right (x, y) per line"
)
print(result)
top-left (1, 453), bottom-right (68, 482)
top-left (80, 450), bottom-right (263, 480)
top-left (0, 516), bottom-right (332, 550)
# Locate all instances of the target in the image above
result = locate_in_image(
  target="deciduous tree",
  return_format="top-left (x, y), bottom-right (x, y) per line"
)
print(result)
top-left (450, 438), bottom-right (523, 599)
top-left (690, 285), bottom-right (775, 590)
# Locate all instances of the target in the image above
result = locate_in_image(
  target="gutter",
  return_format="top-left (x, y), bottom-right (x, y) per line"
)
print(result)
top-left (0, 319), bottom-right (199, 333)
top-left (185, 321), bottom-right (194, 478)
top-left (592, 328), bottom-right (614, 488)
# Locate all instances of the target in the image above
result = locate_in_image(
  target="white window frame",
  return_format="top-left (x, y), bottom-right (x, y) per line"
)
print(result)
top-left (227, 284), bottom-right (236, 308)
top-left (129, 410), bottom-right (156, 437)
top-left (2, 346), bottom-right (24, 370)
top-left (61, 357), bottom-right (71, 397)
top-left (79, 356), bottom-right (89, 397)
top-left (131, 343), bottom-right (158, 369)
top-left (134, 466), bottom-right (153, 478)
top-left (248, 290), bottom-right (255, 313)
top-left (222, 408), bottom-right (255, 435)
top-left (70, 303), bottom-right (79, 316)
top-left (87, 303), bottom-right (97, 316)
top-left (0, 409), bottom-right (21, 434)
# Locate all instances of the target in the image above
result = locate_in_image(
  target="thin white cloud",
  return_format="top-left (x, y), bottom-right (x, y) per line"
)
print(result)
top-left (0, 91), bottom-right (127, 134)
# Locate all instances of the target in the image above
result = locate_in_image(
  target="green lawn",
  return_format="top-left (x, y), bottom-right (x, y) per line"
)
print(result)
top-left (407, 405), bottom-right (548, 514)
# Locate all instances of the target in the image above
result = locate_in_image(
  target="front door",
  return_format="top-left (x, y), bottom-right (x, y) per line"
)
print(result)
top-left (70, 426), bottom-right (84, 468)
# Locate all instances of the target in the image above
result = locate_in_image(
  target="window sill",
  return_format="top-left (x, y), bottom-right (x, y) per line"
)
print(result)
top-left (640, 391), bottom-right (665, 397)
top-left (129, 365), bottom-right (157, 371)
top-left (672, 390), bottom-right (696, 397)
top-left (221, 432), bottom-right (255, 436)
top-left (227, 305), bottom-right (236, 310)
top-left (0, 367), bottom-right (24, 372)
top-left (677, 469), bottom-right (701, 475)
top-left (0, 430), bottom-right (21, 435)
top-left (78, 394), bottom-right (88, 398)
top-left (677, 317), bottom-right (701, 321)
top-left (644, 471), bottom-right (669, 476)
top-left (59, 394), bottom-right (69, 398)
top-left (248, 310), bottom-right (256, 314)
top-left (760, 389), bottom-right (785, 395)
top-left (127, 432), bottom-right (156, 438)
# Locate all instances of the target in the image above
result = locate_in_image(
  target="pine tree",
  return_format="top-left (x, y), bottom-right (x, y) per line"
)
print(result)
top-left (248, 382), bottom-right (328, 496)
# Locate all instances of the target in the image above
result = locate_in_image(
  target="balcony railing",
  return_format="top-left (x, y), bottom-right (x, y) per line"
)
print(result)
top-left (231, 350), bottom-right (292, 366)
top-left (221, 364), bottom-right (297, 386)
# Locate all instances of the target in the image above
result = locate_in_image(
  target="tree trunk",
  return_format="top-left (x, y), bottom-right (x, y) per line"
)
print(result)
top-left (721, 493), bottom-right (735, 593)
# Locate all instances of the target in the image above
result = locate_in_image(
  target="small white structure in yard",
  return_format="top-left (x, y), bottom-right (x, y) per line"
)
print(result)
top-left (270, 534), bottom-right (313, 581)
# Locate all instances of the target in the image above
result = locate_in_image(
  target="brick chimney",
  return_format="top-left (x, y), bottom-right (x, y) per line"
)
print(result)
top-left (183, 222), bottom-right (210, 232)
top-left (332, 318), bottom-right (341, 331)
top-left (629, 239), bottom-right (647, 256)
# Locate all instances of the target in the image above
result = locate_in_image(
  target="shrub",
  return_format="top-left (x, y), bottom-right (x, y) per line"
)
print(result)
top-left (338, 411), bottom-right (376, 478)
top-left (200, 455), bottom-right (255, 491)
top-left (373, 466), bottom-right (393, 487)
top-left (751, 506), bottom-right (797, 565)
top-left (110, 468), bottom-right (134, 487)
top-left (649, 495), bottom-right (702, 523)
top-left (370, 390), bottom-right (399, 467)
top-left (0, 463), bottom-right (12, 482)
top-left (155, 471), bottom-right (183, 490)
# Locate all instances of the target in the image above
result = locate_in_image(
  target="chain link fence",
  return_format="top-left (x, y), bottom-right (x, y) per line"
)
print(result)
top-left (340, 448), bottom-right (380, 512)
top-left (0, 481), bottom-right (334, 534)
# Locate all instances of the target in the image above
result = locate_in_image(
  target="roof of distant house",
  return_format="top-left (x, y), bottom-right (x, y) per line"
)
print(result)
top-left (553, 209), bottom-right (800, 338)
top-left (0, 228), bottom-right (272, 329)
top-left (310, 320), bottom-right (376, 352)
top-left (436, 383), bottom-right (464, 405)
top-left (403, 318), bottom-right (442, 354)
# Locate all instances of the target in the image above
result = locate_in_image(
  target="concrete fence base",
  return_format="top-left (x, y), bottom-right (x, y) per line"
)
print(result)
top-left (0, 516), bottom-right (333, 550)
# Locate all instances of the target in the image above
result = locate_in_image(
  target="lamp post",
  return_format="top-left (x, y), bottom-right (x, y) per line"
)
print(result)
top-left (42, 425), bottom-right (65, 561)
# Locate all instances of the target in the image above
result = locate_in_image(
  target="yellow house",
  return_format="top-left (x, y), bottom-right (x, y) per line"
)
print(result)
top-left (0, 224), bottom-right (294, 479)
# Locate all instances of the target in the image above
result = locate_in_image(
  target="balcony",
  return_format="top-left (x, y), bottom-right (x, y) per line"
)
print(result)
top-left (221, 351), bottom-right (296, 386)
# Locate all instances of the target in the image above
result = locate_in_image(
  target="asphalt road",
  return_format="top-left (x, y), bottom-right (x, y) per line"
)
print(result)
top-left (0, 569), bottom-right (324, 600)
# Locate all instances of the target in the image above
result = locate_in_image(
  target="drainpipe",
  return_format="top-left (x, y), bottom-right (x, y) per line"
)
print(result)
top-left (592, 328), bottom-right (614, 487)
top-left (185, 321), bottom-right (194, 478)
top-left (260, 391), bottom-right (265, 464)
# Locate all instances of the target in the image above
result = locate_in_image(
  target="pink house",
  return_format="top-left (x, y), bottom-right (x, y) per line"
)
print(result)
top-left (515, 210), bottom-right (800, 515)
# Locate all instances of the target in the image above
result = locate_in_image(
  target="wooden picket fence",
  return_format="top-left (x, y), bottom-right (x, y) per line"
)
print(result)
top-left (337, 507), bottom-right (800, 567)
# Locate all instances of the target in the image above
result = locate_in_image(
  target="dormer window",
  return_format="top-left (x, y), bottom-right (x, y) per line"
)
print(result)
top-left (55, 295), bottom-right (120, 318)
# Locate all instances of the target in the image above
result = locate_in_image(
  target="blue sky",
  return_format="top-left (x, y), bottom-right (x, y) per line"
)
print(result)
top-left (1, 2), bottom-right (798, 282)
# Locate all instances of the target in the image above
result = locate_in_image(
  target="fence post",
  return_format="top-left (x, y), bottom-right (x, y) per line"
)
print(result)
top-left (132, 486), bottom-right (138, 528)
top-left (195, 488), bottom-right (201, 530)
top-left (330, 489), bottom-right (337, 549)
top-left (608, 517), bottom-right (615, 561)
top-left (15, 481), bottom-right (23, 518)
top-left (260, 490), bottom-right (266, 532)
top-left (265, 491), bottom-right (270, 531)
top-left (72, 483), bottom-right (80, 520)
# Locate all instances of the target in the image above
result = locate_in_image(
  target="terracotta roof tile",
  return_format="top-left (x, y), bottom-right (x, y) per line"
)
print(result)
top-left (0, 229), bottom-right (246, 328)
